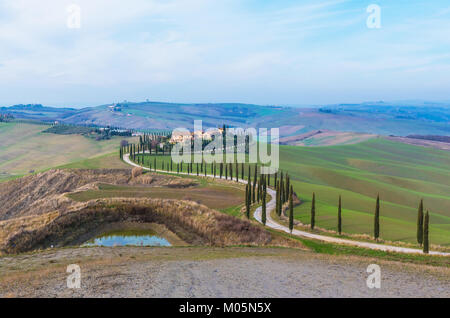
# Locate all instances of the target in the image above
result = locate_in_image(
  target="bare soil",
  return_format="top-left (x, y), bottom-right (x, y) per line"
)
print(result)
top-left (1, 247), bottom-right (448, 298)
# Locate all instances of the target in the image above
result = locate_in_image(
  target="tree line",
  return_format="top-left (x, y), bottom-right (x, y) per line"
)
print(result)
top-left (122, 146), bottom-right (433, 254)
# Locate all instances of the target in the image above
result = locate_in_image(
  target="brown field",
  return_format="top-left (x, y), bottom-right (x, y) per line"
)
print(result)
top-left (67, 183), bottom-right (244, 210)
top-left (0, 168), bottom-right (252, 254)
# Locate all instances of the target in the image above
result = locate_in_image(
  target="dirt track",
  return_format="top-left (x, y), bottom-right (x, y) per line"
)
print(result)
top-left (0, 247), bottom-right (448, 298)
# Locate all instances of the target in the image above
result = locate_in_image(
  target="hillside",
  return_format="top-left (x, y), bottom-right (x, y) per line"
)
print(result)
top-left (0, 122), bottom-right (136, 182)
top-left (1, 101), bottom-right (450, 136)
top-left (279, 138), bottom-right (450, 246)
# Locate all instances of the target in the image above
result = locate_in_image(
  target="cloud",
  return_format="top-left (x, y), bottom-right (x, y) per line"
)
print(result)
top-left (0, 0), bottom-right (449, 106)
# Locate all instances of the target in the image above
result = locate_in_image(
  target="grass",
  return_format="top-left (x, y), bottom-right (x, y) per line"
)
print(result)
top-left (265, 228), bottom-right (450, 267)
top-left (0, 122), bottom-right (136, 180)
top-left (57, 152), bottom-right (130, 169)
top-left (281, 138), bottom-right (450, 246)
top-left (132, 137), bottom-right (450, 246)
top-left (67, 181), bottom-right (245, 211)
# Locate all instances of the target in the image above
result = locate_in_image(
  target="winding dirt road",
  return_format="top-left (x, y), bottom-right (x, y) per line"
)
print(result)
top-left (123, 153), bottom-right (449, 256)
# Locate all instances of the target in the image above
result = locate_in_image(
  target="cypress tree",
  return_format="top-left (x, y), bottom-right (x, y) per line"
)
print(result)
top-left (280, 173), bottom-right (284, 203)
top-left (311, 192), bottom-right (316, 230)
top-left (235, 162), bottom-right (239, 182)
top-left (225, 164), bottom-right (228, 179)
top-left (374, 194), bottom-right (380, 240)
top-left (338, 195), bottom-right (342, 235)
top-left (257, 179), bottom-right (261, 203)
top-left (280, 177), bottom-right (284, 207)
top-left (154, 158), bottom-right (156, 171)
top-left (275, 182), bottom-right (280, 216)
top-left (246, 184), bottom-right (251, 219)
top-left (289, 186), bottom-right (294, 233)
top-left (278, 181), bottom-right (282, 216)
top-left (220, 163), bottom-right (223, 179)
top-left (241, 163), bottom-right (244, 180)
top-left (252, 165), bottom-right (257, 203)
top-left (423, 210), bottom-right (429, 254)
top-left (262, 188), bottom-right (266, 226)
top-left (197, 163), bottom-right (199, 176)
top-left (285, 174), bottom-right (289, 203)
top-left (274, 172), bottom-right (278, 188)
top-left (417, 199), bottom-right (424, 246)
top-left (245, 184), bottom-right (248, 207)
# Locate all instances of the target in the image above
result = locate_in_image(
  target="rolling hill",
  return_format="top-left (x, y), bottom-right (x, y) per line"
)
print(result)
top-left (134, 138), bottom-right (450, 246)
top-left (0, 122), bottom-right (136, 182)
top-left (1, 101), bottom-right (449, 136)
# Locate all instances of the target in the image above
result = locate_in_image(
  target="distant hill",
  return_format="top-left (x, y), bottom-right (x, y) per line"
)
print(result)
top-left (1, 101), bottom-right (449, 136)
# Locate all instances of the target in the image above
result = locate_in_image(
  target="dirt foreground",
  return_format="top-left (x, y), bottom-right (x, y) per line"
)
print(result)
top-left (1, 247), bottom-right (448, 298)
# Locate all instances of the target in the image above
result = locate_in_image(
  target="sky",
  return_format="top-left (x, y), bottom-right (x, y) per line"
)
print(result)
top-left (0, 0), bottom-right (450, 107)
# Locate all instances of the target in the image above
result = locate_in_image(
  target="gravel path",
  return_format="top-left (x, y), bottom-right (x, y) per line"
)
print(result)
top-left (124, 153), bottom-right (450, 256)
top-left (1, 247), bottom-right (448, 298)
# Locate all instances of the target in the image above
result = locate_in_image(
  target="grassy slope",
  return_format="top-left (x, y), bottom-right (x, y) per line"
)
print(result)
top-left (67, 182), bottom-right (245, 211)
top-left (280, 138), bottom-right (450, 246)
top-left (0, 122), bottom-right (135, 181)
top-left (135, 137), bottom-right (450, 246)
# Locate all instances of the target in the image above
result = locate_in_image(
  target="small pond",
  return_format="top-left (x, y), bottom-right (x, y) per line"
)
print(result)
top-left (82, 229), bottom-right (171, 247)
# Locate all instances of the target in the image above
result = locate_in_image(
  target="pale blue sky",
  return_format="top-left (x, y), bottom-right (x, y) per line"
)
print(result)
top-left (0, 0), bottom-right (449, 107)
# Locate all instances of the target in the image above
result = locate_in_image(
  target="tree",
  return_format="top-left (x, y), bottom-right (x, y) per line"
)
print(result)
top-left (252, 165), bottom-right (257, 203)
top-left (280, 173), bottom-right (284, 203)
top-left (311, 192), bottom-right (316, 230)
top-left (262, 188), bottom-right (266, 226)
top-left (245, 184), bottom-right (251, 219)
top-left (275, 181), bottom-right (280, 216)
top-left (257, 179), bottom-right (261, 203)
top-left (245, 183), bottom-right (248, 212)
top-left (338, 195), bottom-right (342, 235)
top-left (289, 186), bottom-right (294, 233)
top-left (374, 194), bottom-right (380, 240)
top-left (423, 210), bottom-right (429, 254)
top-left (417, 199), bottom-right (424, 246)
top-left (285, 174), bottom-right (289, 203)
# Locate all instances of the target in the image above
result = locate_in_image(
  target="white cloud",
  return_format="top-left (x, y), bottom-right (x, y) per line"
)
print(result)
top-left (0, 0), bottom-right (449, 105)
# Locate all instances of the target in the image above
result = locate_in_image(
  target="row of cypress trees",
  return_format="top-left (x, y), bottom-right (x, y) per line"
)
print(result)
top-left (306, 192), bottom-right (431, 253)
top-left (124, 148), bottom-right (433, 254)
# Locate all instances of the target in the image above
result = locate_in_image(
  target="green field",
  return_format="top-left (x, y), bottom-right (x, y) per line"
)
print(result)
top-left (0, 122), bottom-right (136, 181)
top-left (134, 137), bottom-right (450, 246)
top-left (278, 138), bottom-right (450, 247)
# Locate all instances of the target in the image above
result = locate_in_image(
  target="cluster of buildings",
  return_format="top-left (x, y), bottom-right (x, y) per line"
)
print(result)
top-left (170, 128), bottom-right (224, 144)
